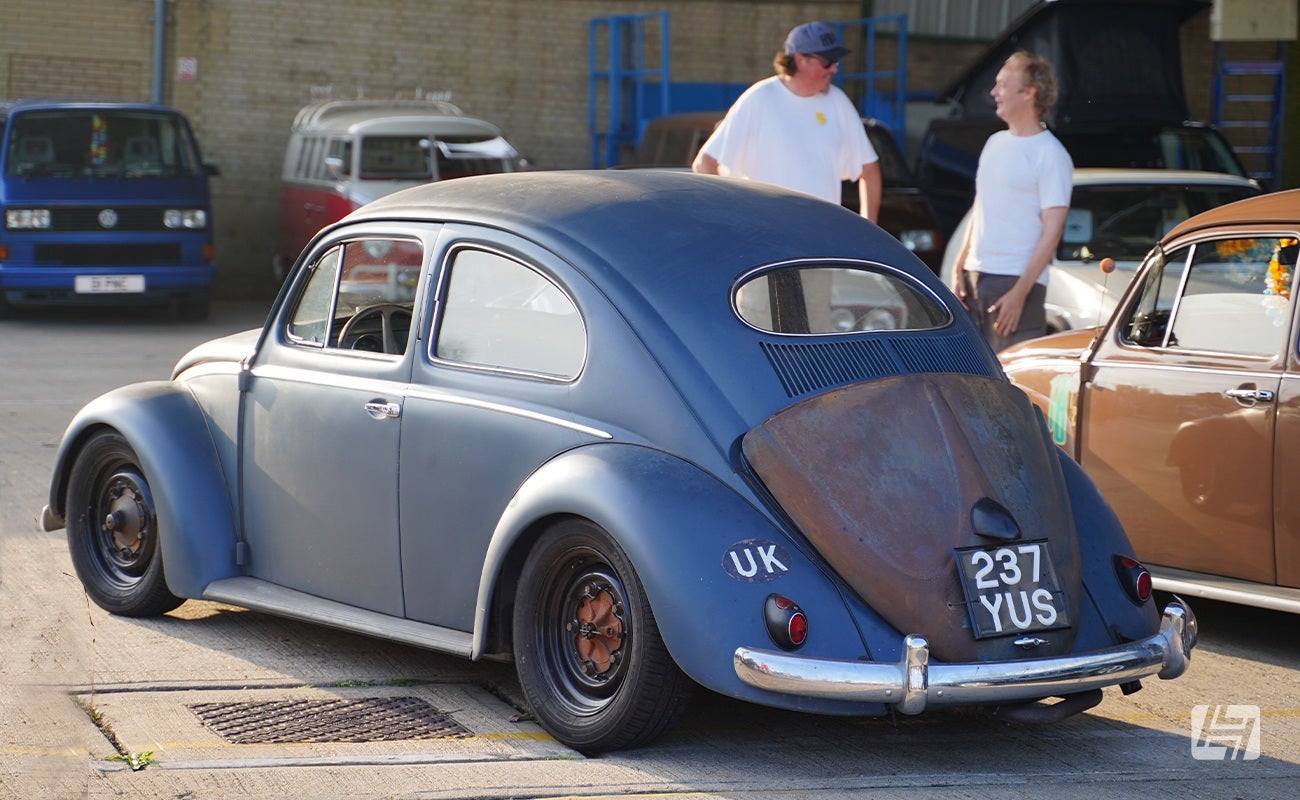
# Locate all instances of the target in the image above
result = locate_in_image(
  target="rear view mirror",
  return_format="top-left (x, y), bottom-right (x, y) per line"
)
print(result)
top-left (1062, 208), bottom-right (1093, 244)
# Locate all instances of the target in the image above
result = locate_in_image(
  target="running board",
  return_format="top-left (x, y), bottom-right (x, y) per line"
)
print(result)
top-left (1150, 566), bottom-right (1300, 615)
top-left (202, 577), bottom-right (474, 658)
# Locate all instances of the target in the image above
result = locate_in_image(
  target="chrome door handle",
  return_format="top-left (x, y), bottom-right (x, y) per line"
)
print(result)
top-left (364, 401), bottom-right (401, 419)
top-left (1224, 387), bottom-right (1275, 403)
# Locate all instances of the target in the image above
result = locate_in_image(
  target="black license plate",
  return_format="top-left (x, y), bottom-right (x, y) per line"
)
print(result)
top-left (954, 540), bottom-right (1070, 639)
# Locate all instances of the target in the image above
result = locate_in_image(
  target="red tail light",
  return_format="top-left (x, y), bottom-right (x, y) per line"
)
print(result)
top-left (764, 594), bottom-right (808, 650)
top-left (1114, 556), bottom-right (1153, 604)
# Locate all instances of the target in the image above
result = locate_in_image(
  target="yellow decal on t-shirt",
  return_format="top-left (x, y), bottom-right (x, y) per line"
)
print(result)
top-left (815, 111), bottom-right (826, 125)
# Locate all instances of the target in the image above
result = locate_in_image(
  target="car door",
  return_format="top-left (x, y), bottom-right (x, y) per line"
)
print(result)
top-left (398, 227), bottom-right (596, 630)
top-left (240, 229), bottom-right (428, 615)
top-left (1080, 234), bottom-right (1293, 584)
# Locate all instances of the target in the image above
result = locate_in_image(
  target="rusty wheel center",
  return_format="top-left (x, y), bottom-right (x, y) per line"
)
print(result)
top-left (567, 583), bottom-right (625, 678)
top-left (102, 482), bottom-right (146, 557)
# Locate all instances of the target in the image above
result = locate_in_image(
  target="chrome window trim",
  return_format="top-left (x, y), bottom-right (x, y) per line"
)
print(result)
top-left (427, 241), bottom-right (588, 382)
top-left (730, 257), bottom-right (954, 337)
top-left (282, 233), bottom-right (427, 357)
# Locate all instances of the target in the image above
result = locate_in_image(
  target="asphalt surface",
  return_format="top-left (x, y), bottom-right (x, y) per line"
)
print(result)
top-left (2, 302), bottom-right (1299, 799)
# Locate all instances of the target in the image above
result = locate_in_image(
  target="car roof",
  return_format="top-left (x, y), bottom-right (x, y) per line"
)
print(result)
top-left (1161, 188), bottom-right (1300, 242)
top-left (0, 97), bottom-right (182, 118)
top-left (345, 170), bottom-right (931, 400)
top-left (347, 170), bottom-right (913, 297)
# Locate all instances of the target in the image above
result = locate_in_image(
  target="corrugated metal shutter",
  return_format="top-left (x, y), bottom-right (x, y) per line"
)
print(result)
top-left (872, 0), bottom-right (1038, 39)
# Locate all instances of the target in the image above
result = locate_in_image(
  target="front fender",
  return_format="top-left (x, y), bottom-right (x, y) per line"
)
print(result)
top-left (477, 442), bottom-right (893, 713)
top-left (45, 381), bottom-right (239, 598)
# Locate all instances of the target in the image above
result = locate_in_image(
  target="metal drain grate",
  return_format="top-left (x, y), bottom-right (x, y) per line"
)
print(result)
top-left (190, 697), bottom-right (472, 744)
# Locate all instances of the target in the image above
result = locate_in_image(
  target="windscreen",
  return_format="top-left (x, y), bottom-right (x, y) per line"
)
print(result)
top-left (6, 109), bottom-right (202, 179)
top-left (358, 135), bottom-right (519, 181)
top-left (1058, 183), bottom-right (1262, 263)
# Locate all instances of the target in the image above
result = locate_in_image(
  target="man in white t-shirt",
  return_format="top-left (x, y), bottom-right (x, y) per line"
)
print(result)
top-left (950, 51), bottom-right (1073, 351)
top-left (692, 21), bottom-right (882, 223)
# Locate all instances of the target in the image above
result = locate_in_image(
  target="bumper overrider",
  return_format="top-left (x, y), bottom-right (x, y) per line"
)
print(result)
top-left (734, 599), bottom-right (1196, 714)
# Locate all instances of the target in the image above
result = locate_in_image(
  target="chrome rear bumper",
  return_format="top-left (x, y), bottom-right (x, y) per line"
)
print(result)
top-left (734, 599), bottom-right (1196, 715)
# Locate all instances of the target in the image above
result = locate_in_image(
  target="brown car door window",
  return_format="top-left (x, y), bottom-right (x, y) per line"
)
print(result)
top-left (1123, 237), bottom-right (1296, 356)
top-left (1168, 237), bottom-right (1294, 356)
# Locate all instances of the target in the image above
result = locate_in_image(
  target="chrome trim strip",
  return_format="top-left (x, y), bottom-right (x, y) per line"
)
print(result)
top-left (251, 364), bottom-right (612, 439)
top-left (1088, 359), bottom-right (1281, 380)
top-left (252, 364), bottom-right (405, 396)
top-left (734, 600), bottom-right (1196, 713)
top-left (402, 385), bottom-right (612, 439)
top-left (1151, 566), bottom-right (1300, 615)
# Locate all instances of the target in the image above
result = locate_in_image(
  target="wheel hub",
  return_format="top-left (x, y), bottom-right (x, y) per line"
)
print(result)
top-left (567, 582), bottom-right (625, 679)
top-left (101, 480), bottom-right (147, 561)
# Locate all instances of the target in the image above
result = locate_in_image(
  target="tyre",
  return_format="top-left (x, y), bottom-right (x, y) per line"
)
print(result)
top-left (65, 431), bottom-right (183, 616)
top-left (513, 519), bottom-right (693, 753)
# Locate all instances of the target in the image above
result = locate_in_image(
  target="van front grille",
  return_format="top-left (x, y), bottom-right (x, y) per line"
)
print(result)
top-left (33, 243), bottom-right (181, 266)
top-left (52, 206), bottom-right (170, 232)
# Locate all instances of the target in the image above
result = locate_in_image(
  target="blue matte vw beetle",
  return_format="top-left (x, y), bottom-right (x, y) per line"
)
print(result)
top-left (43, 171), bottom-right (1196, 753)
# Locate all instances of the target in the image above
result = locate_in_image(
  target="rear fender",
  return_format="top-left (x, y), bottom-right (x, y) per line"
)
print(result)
top-left (1058, 451), bottom-right (1161, 646)
top-left (477, 442), bottom-right (891, 713)
top-left (46, 381), bottom-right (239, 598)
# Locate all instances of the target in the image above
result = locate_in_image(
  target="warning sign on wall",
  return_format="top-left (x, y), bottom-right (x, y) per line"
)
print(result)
top-left (1211, 0), bottom-right (1298, 41)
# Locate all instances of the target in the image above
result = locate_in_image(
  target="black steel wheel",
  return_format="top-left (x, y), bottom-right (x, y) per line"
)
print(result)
top-left (65, 430), bottom-right (183, 616)
top-left (513, 518), bottom-right (693, 753)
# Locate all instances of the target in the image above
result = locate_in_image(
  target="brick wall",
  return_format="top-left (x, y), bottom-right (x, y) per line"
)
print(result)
top-left (2, 1), bottom-right (1282, 298)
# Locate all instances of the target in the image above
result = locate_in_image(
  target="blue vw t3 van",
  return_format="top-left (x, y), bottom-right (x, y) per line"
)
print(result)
top-left (0, 99), bottom-right (218, 317)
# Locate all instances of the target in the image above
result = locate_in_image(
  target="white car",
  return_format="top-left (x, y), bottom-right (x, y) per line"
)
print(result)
top-left (941, 169), bottom-right (1261, 333)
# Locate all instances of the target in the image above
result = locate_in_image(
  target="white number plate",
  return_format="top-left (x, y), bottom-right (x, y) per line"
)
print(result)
top-left (954, 540), bottom-right (1070, 639)
top-left (75, 275), bottom-right (146, 294)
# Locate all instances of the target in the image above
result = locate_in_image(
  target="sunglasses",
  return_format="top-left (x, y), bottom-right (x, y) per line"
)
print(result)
top-left (806, 53), bottom-right (839, 69)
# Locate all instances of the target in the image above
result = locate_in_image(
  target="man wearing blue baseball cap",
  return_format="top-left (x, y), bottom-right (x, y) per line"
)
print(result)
top-left (692, 21), bottom-right (881, 222)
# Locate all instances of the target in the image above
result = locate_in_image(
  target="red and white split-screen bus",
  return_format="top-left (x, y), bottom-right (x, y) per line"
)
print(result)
top-left (276, 97), bottom-right (525, 278)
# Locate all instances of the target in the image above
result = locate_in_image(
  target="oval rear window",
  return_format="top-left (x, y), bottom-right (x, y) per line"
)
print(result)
top-left (735, 264), bottom-right (950, 334)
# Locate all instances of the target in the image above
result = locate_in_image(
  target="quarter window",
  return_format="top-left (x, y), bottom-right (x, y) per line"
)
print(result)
top-left (735, 264), bottom-right (949, 334)
top-left (434, 248), bottom-right (585, 378)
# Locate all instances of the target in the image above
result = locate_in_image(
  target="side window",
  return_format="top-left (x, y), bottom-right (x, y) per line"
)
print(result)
top-left (434, 248), bottom-right (585, 378)
top-left (286, 237), bottom-right (424, 354)
top-left (296, 136), bottom-right (316, 180)
top-left (1167, 237), bottom-right (1296, 356)
top-left (327, 137), bottom-right (351, 176)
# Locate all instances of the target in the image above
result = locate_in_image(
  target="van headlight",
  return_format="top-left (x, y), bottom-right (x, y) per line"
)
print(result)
top-left (164, 209), bottom-right (207, 229)
top-left (6, 208), bottom-right (51, 229)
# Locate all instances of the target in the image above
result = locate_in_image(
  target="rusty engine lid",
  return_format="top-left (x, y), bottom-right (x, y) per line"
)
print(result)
top-left (741, 372), bottom-right (1080, 662)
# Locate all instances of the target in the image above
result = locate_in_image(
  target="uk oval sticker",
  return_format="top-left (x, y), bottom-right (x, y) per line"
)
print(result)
top-left (723, 539), bottom-right (791, 583)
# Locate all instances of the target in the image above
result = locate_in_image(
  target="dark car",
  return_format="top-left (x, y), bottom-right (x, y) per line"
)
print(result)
top-left (628, 112), bottom-right (945, 274)
top-left (44, 171), bottom-right (1194, 754)
top-left (914, 0), bottom-right (1250, 236)
top-left (1000, 189), bottom-right (1300, 614)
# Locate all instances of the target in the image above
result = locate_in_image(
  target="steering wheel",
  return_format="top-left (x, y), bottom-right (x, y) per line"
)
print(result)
top-left (337, 303), bottom-right (412, 355)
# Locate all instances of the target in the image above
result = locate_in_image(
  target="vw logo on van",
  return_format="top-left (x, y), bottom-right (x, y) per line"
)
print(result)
top-left (98, 209), bottom-right (119, 229)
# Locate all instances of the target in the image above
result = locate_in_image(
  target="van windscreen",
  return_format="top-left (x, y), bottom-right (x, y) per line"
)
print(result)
top-left (358, 135), bottom-right (518, 181)
top-left (6, 109), bottom-right (202, 179)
